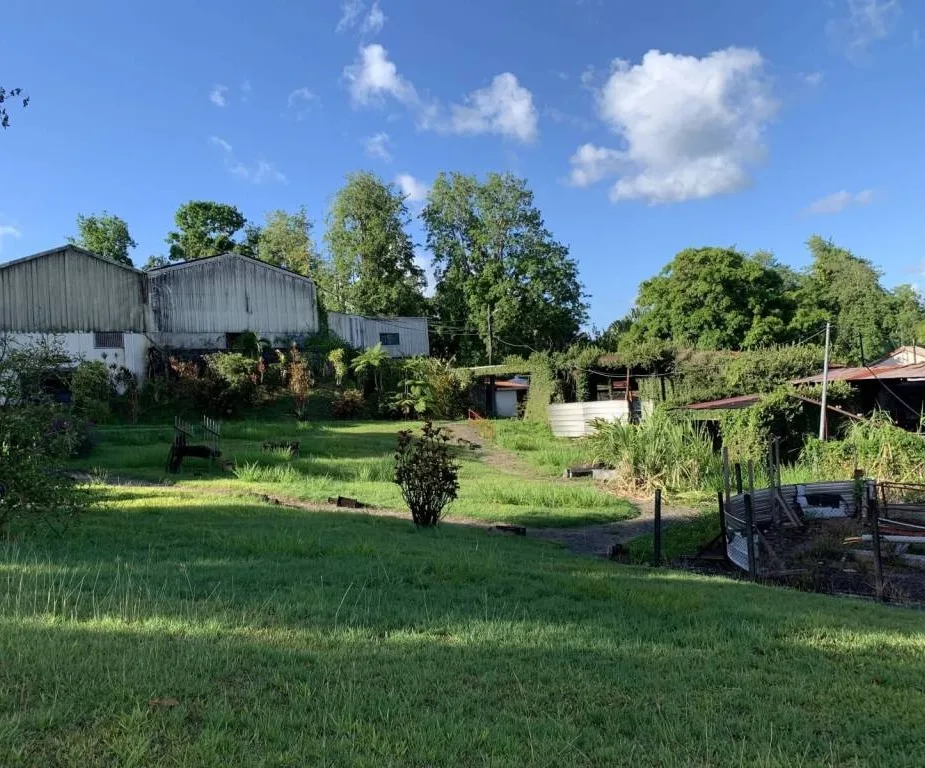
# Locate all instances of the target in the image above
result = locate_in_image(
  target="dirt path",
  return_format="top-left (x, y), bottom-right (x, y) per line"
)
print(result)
top-left (526, 498), bottom-right (702, 557)
top-left (444, 422), bottom-right (537, 477)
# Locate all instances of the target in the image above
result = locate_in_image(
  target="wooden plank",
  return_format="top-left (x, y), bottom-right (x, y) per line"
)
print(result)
top-left (870, 496), bottom-right (885, 601)
top-left (722, 447), bottom-right (732, 519)
top-left (653, 488), bottom-right (662, 567)
top-left (743, 493), bottom-right (758, 581)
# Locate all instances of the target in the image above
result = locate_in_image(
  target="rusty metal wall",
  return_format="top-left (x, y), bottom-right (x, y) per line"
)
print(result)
top-left (149, 254), bottom-right (319, 336)
top-left (0, 246), bottom-right (147, 332)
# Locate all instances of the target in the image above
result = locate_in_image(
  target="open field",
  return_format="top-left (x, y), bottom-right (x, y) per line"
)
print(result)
top-left (4, 475), bottom-right (925, 765)
top-left (77, 420), bottom-right (635, 529)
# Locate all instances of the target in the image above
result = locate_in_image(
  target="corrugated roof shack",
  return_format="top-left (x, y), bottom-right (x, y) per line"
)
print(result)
top-left (0, 245), bottom-right (151, 381)
top-left (149, 253), bottom-right (320, 349)
top-left (327, 312), bottom-right (429, 358)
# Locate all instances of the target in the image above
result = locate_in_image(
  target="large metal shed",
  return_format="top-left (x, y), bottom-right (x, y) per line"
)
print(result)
top-left (327, 312), bottom-right (430, 358)
top-left (148, 253), bottom-right (320, 348)
top-left (0, 245), bottom-right (151, 380)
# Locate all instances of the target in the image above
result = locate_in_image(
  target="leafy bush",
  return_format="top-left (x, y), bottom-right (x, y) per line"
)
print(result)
top-left (286, 344), bottom-right (314, 420)
top-left (0, 339), bottom-right (93, 536)
top-left (352, 343), bottom-right (390, 392)
top-left (801, 413), bottom-right (925, 483)
top-left (394, 422), bottom-right (460, 527)
top-left (586, 407), bottom-right (720, 494)
top-left (328, 348), bottom-right (348, 386)
top-left (332, 389), bottom-right (365, 419)
top-left (71, 360), bottom-right (111, 423)
top-left (203, 353), bottom-right (260, 416)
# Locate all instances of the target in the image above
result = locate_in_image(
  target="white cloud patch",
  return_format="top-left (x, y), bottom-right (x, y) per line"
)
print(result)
top-left (362, 0), bottom-right (386, 34)
top-left (569, 47), bottom-right (776, 204)
top-left (344, 46), bottom-right (538, 143)
top-left (241, 79), bottom-right (252, 101)
top-left (338, 0), bottom-right (386, 35)
top-left (827, 0), bottom-right (902, 58)
top-left (395, 173), bottom-right (430, 202)
top-left (287, 87), bottom-right (317, 120)
top-left (209, 85), bottom-right (228, 107)
top-left (803, 71), bottom-right (824, 86)
top-left (209, 136), bottom-right (286, 184)
top-left (0, 224), bottom-right (22, 252)
top-left (805, 189), bottom-right (875, 214)
top-left (364, 132), bottom-right (393, 161)
top-left (448, 73), bottom-right (538, 142)
top-left (344, 44), bottom-right (419, 106)
top-left (337, 0), bottom-right (364, 31)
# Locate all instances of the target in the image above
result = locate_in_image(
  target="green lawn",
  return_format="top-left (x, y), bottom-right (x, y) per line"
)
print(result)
top-left (3, 480), bottom-right (925, 766)
top-left (79, 421), bottom-right (636, 529)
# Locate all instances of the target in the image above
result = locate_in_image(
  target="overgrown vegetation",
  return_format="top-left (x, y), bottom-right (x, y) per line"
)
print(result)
top-left (0, 339), bottom-right (93, 536)
top-left (394, 422), bottom-right (460, 526)
top-left (585, 408), bottom-right (721, 494)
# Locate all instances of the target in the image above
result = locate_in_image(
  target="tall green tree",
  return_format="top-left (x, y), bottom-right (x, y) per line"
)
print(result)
top-left (68, 212), bottom-right (137, 266)
top-left (256, 207), bottom-right (322, 276)
top-left (889, 285), bottom-right (925, 348)
top-left (422, 172), bottom-right (587, 364)
top-left (621, 247), bottom-right (794, 351)
top-left (165, 201), bottom-right (248, 261)
top-left (792, 236), bottom-right (895, 363)
top-left (322, 172), bottom-right (425, 316)
top-left (0, 86), bottom-right (28, 129)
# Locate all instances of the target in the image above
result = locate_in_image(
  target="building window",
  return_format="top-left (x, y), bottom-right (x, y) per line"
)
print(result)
top-left (94, 332), bottom-right (124, 349)
top-left (379, 332), bottom-right (400, 346)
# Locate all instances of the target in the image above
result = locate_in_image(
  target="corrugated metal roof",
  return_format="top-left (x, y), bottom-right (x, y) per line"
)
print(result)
top-left (794, 362), bottom-right (925, 384)
top-left (0, 244), bottom-right (144, 275)
top-left (681, 394), bottom-right (762, 411)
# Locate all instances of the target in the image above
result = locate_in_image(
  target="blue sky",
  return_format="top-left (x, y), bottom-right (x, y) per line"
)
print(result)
top-left (1, 0), bottom-right (923, 330)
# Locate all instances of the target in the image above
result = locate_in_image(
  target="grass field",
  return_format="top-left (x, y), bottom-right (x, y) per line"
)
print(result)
top-left (78, 420), bottom-right (635, 529)
top-left (4, 418), bottom-right (925, 765)
top-left (3, 479), bottom-right (925, 765)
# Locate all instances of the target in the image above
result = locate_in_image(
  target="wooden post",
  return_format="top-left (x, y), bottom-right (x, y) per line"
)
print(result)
top-left (734, 463), bottom-right (743, 495)
top-left (653, 488), bottom-right (662, 567)
top-left (743, 492), bottom-right (758, 581)
top-left (746, 460), bottom-right (755, 496)
top-left (722, 447), bottom-right (732, 515)
top-left (659, 376), bottom-right (667, 402)
top-left (717, 490), bottom-right (729, 563)
top-left (870, 494), bottom-right (885, 601)
top-left (773, 438), bottom-right (781, 488)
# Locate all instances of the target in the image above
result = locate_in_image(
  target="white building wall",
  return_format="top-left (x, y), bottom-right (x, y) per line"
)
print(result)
top-left (3, 332), bottom-right (150, 383)
top-left (327, 313), bottom-right (430, 358)
top-left (494, 390), bottom-right (518, 418)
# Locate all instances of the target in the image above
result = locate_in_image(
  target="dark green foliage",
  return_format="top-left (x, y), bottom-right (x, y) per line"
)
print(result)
top-left (423, 172), bottom-right (587, 364)
top-left (166, 201), bottom-right (249, 261)
top-left (332, 389), bottom-right (365, 419)
top-left (622, 247), bottom-right (795, 350)
top-left (256, 207), bottom-right (322, 277)
top-left (68, 212), bottom-right (137, 266)
top-left (394, 422), bottom-right (460, 527)
top-left (71, 361), bottom-right (111, 423)
top-left (167, 354), bottom-right (259, 418)
top-left (322, 172), bottom-right (425, 316)
top-left (0, 340), bottom-right (92, 536)
top-left (0, 85), bottom-right (28, 129)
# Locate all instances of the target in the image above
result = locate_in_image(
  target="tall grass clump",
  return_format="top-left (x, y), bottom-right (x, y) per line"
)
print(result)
top-left (801, 412), bottom-right (925, 483)
top-left (585, 407), bottom-right (721, 494)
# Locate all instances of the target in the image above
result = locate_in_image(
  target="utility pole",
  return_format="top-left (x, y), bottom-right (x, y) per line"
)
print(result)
top-left (819, 321), bottom-right (831, 440)
top-left (487, 303), bottom-right (493, 366)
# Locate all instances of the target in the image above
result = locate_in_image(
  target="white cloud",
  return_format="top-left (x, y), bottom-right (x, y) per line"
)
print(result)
top-left (344, 44), bottom-right (418, 106)
top-left (209, 136), bottom-right (286, 184)
top-left (448, 73), bottom-right (538, 142)
top-left (567, 143), bottom-right (623, 186)
top-left (338, 0), bottom-right (387, 35)
top-left (570, 47), bottom-right (775, 204)
top-left (241, 79), bottom-right (252, 101)
top-left (364, 132), bottom-right (393, 161)
top-left (362, 0), bottom-right (386, 34)
top-left (337, 0), bottom-right (364, 31)
top-left (209, 85), bottom-right (228, 107)
top-left (344, 46), bottom-right (538, 143)
top-left (803, 71), bottom-right (824, 86)
top-left (827, 0), bottom-right (902, 58)
top-left (0, 224), bottom-right (22, 252)
top-left (805, 189), bottom-right (875, 214)
top-left (287, 87), bottom-right (317, 120)
top-left (395, 173), bottom-right (430, 202)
